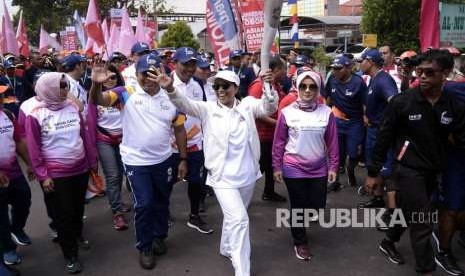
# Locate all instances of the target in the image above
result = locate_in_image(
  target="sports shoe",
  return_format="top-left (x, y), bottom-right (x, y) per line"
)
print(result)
top-left (65, 257), bottom-right (82, 274)
top-left (11, 230), bottom-right (31, 246)
top-left (139, 249), bottom-right (155, 270)
top-left (357, 185), bottom-right (368, 196)
top-left (435, 252), bottom-right (464, 276)
top-left (379, 238), bottom-right (405, 264)
top-left (187, 215), bottom-right (214, 234)
top-left (358, 197), bottom-right (385, 209)
top-left (77, 237), bottom-right (90, 251)
top-left (152, 239), bottom-right (167, 255)
top-left (327, 181), bottom-right (342, 193)
top-left (294, 245), bottom-right (312, 261)
top-left (3, 250), bottom-right (22, 265)
top-left (112, 213), bottom-right (128, 231)
top-left (262, 192), bottom-right (286, 202)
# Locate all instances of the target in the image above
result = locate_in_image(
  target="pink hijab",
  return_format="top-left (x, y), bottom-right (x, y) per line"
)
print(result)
top-left (33, 72), bottom-right (73, 111)
top-left (295, 71), bottom-right (322, 112)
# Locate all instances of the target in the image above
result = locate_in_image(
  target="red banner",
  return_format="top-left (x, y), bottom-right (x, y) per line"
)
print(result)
top-left (206, 1), bottom-right (231, 67)
top-left (239, 0), bottom-right (265, 53)
top-left (419, 0), bottom-right (440, 52)
top-left (61, 28), bottom-right (78, 51)
top-left (145, 20), bottom-right (158, 48)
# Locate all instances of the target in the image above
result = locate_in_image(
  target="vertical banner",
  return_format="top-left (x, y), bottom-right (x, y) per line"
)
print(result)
top-left (62, 27), bottom-right (78, 52)
top-left (206, 0), bottom-right (242, 67)
top-left (145, 20), bottom-right (158, 48)
top-left (419, 0), bottom-right (440, 52)
top-left (239, 0), bottom-right (265, 53)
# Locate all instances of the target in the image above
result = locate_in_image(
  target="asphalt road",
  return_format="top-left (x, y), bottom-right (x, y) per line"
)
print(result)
top-left (10, 167), bottom-right (464, 276)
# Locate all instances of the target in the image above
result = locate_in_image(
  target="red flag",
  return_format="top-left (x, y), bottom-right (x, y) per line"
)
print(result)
top-left (419, 0), bottom-right (440, 52)
top-left (16, 11), bottom-right (30, 57)
top-left (85, 0), bottom-right (105, 47)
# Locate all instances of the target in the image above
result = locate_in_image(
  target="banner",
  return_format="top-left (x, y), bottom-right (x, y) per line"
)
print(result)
top-left (239, 0), bottom-right (265, 53)
top-left (419, 0), bottom-right (440, 52)
top-left (145, 20), bottom-right (158, 48)
top-left (440, 3), bottom-right (465, 48)
top-left (61, 27), bottom-right (78, 51)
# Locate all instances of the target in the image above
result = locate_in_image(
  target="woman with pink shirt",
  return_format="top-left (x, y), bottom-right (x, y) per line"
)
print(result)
top-left (24, 72), bottom-right (97, 274)
top-left (272, 70), bottom-right (339, 261)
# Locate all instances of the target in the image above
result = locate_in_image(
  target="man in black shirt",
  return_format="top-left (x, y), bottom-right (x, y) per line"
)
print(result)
top-left (365, 50), bottom-right (465, 276)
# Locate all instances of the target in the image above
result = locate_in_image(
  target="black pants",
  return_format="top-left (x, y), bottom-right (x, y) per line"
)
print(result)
top-left (49, 172), bottom-right (89, 260)
top-left (386, 164), bottom-right (436, 273)
top-left (174, 151), bottom-right (205, 215)
top-left (0, 175), bottom-right (31, 254)
top-left (284, 177), bottom-right (327, 245)
top-left (260, 141), bottom-right (275, 195)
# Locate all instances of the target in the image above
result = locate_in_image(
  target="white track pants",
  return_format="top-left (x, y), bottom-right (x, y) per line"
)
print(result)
top-left (214, 184), bottom-right (255, 276)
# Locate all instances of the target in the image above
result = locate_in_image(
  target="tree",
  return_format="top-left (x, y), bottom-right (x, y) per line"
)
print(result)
top-left (159, 21), bottom-right (200, 50)
top-left (361, 0), bottom-right (421, 53)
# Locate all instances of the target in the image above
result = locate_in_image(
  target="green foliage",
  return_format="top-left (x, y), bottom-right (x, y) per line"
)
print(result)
top-left (312, 45), bottom-right (332, 67)
top-left (12, 0), bottom-right (174, 47)
top-left (159, 21), bottom-right (200, 49)
top-left (361, 0), bottom-right (420, 53)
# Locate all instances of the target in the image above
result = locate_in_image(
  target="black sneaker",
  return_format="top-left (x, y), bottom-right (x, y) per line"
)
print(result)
top-left (77, 237), bottom-right (90, 251)
top-left (152, 239), bottom-right (167, 255)
top-left (65, 257), bottom-right (83, 274)
top-left (187, 215), bottom-right (214, 234)
top-left (435, 252), bottom-right (464, 276)
top-left (139, 249), bottom-right (155, 270)
top-left (327, 181), bottom-right (342, 193)
top-left (11, 230), bottom-right (31, 246)
top-left (346, 167), bottom-right (357, 187)
top-left (379, 239), bottom-right (405, 264)
top-left (358, 197), bottom-right (385, 209)
top-left (262, 192), bottom-right (286, 202)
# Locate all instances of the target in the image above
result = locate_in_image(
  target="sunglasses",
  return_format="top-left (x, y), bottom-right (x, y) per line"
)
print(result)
top-left (298, 83), bottom-right (318, 91)
top-left (416, 67), bottom-right (442, 77)
top-left (212, 83), bottom-right (232, 91)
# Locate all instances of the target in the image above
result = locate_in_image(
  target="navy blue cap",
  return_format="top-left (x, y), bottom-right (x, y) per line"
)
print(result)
top-left (331, 55), bottom-right (353, 68)
top-left (361, 49), bottom-right (384, 65)
top-left (61, 54), bottom-right (86, 69)
top-left (173, 47), bottom-right (198, 63)
top-left (3, 59), bottom-right (15, 69)
top-left (294, 55), bottom-right (309, 65)
top-left (136, 53), bottom-right (161, 73)
top-left (131, 42), bottom-right (151, 55)
top-left (196, 55), bottom-right (210, 69)
top-left (229, 49), bottom-right (243, 58)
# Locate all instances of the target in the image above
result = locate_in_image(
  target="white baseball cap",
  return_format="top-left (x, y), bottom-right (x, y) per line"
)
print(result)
top-left (207, 70), bottom-right (240, 86)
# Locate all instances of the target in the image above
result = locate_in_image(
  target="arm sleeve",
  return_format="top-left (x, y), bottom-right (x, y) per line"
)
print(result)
top-left (272, 112), bottom-right (289, 171)
top-left (85, 102), bottom-right (98, 157)
top-left (381, 75), bottom-right (398, 101)
top-left (166, 88), bottom-right (208, 119)
top-left (325, 113), bottom-right (339, 172)
top-left (367, 99), bottom-right (399, 177)
top-left (80, 113), bottom-right (98, 169)
top-left (25, 116), bottom-right (49, 181)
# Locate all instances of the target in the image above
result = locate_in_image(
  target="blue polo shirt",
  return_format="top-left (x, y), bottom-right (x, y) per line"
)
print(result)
top-left (365, 70), bottom-right (398, 126)
top-left (325, 74), bottom-right (368, 120)
top-left (444, 81), bottom-right (465, 104)
top-left (226, 65), bottom-right (256, 98)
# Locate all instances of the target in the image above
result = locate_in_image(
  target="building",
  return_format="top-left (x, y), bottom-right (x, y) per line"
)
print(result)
top-left (281, 0), bottom-right (340, 17)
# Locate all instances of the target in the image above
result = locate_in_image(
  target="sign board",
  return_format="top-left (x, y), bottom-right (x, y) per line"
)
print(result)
top-left (337, 29), bottom-right (352, 37)
top-left (440, 3), bottom-right (465, 48)
top-left (109, 8), bottom-right (123, 19)
top-left (362, 34), bottom-right (377, 48)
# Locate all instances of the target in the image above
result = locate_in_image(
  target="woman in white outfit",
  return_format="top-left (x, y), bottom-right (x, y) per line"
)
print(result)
top-left (162, 69), bottom-right (277, 276)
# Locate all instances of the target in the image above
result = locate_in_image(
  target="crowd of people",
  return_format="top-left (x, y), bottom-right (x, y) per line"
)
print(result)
top-left (0, 41), bottom-right (464, 276)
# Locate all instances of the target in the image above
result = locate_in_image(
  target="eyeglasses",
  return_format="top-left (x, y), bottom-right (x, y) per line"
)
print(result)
top-left (298, 83), bottom-right (318, 91)
top-left (212, 83), bottom-right (232, 91)
top-left (416, 67), bottom-right (442, 77)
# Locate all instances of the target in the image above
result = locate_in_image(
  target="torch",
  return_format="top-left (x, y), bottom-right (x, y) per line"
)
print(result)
top-left (260, 0), bottom-right (283, 102)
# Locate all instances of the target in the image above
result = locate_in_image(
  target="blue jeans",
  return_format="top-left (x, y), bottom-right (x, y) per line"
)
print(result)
top-left (97, 142), bottom-right (124, 213)
top-left (336, 118), bottom-right (364, 165)
top-left (365, 126), bottom-right (394, 177)
top-left (0, 175), bottom-right (31, 253)
top-left (124, 155), bottom-right (177, 251)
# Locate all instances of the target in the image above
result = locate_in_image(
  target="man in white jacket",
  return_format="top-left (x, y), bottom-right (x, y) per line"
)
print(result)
top-left (166, 69), bottom-right (277, 276)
